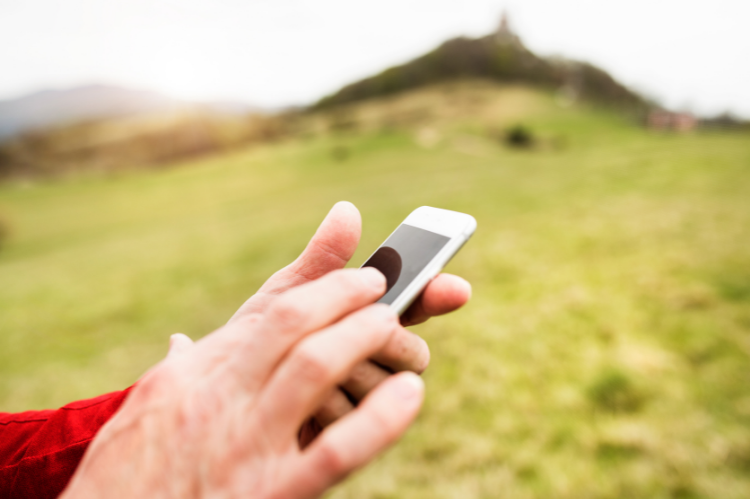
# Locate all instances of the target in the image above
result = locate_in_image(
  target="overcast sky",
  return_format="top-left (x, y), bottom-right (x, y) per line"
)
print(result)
top-left (0, 0), bottom-right (748, 116)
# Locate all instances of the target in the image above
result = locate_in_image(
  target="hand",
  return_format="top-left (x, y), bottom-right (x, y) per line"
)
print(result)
top-left (162, 202), bottom-right (470, 443)
top-left (62, 268), bottom-right (424, 499)
top-left (228, 202), bottom-right (471, 443)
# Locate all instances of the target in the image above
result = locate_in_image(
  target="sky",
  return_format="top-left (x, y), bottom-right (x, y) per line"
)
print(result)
top-left (0, 0), bottom-right (748, 117)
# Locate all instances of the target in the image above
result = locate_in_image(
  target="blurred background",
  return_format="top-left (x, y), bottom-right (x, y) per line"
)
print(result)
top-left (1, 1), bottom-right (749, 497)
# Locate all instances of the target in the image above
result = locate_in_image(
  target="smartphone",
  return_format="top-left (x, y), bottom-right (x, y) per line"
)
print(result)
top-left (361, 206), bottom-right (476, 315)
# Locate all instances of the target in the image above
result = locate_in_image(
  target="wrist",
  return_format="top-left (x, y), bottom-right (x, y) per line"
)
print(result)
top-left (61, 376), bottom-right (192, 499)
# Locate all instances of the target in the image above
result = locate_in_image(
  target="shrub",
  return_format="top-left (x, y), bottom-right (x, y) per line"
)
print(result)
top-left (505, 124), bottom-right (535, 148)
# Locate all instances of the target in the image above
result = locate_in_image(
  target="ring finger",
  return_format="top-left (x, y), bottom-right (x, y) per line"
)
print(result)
top-left (309, 362), bottom-right (391, 430)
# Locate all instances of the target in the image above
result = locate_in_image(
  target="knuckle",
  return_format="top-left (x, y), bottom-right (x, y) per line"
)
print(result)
top-left (291, 344), bottom-right (335, 384)
top-left (231, 312), bottom-right (263, 331)
top-left (267, 295), bottom-right (308, 330)
top-left (331, 269), bottom-right (369, 296)
top-left (368, 404), bottom-right (399, 437)
top-left (357, 305), bottom-right (397, 334)
top-left (391, 328), bottom-right (412, 354)
top-left (343, 362), bottom-right (388, 401)
top-left (378, 329), bottom-right (428, 373)
top-left (347, 361), bottom-right (372, 385)
top-left (315, 391), bottom-right (352, 426)
top-left (315, 440), bottom-right (348, 477)
top-left (383, 333), bottom-right (409, 364)
top-left (344, 306), bottom-right (397, 351)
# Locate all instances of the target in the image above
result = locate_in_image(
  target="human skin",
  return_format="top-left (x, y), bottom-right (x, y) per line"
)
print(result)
top-left (60, 202), bottom-right (471, 498)
top-left (229, 201), bottom-right (471, 442)
top-left (173, 201), bottom-right (470, 442)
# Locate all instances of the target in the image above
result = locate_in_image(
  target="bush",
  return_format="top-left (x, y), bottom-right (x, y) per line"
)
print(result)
top-left (505, 124), bottom-right (535, 148)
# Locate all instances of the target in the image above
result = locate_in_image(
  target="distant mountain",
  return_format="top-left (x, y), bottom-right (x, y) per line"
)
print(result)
top-left (314, 14), bottom-right (648, 113)
top-left (0, 84), bottom-right (258, 140)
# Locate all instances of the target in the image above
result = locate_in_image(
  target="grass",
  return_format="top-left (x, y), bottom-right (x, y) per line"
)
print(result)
top-left (1, 83), bottom-right (749, 498)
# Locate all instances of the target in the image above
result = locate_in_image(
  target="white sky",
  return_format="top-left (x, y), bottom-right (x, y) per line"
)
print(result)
top-left (0, 0), bottom-right (748, 116)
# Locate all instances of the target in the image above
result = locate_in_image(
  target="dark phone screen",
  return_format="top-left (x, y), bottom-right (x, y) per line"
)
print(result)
top-left (362, 224), bottom-right (450, 305)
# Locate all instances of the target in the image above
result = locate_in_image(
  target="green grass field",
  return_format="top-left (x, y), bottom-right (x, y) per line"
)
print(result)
top-left (1, 84), bottom-right (749, 498)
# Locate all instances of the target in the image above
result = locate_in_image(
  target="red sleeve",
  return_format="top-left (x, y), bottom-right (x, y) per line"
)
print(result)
top-left (0, 387), bottom-right (133, 499)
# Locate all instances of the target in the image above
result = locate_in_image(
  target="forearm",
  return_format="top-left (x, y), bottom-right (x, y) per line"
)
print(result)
top-left (0, 388), bottom-right (132, 499)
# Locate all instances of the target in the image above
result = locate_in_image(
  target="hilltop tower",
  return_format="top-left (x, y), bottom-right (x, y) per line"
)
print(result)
top-left (495, 11), bottom-right (520, 46)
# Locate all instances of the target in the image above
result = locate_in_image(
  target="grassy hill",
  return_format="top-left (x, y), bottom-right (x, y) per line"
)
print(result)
top-left (1, 82), bottom-right (749, 498)
top-left (313, 22), bottom-right (647, 114)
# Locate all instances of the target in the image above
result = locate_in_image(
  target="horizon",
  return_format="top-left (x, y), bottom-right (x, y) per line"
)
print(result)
top-left (1, 0), bottom-right (748, 117)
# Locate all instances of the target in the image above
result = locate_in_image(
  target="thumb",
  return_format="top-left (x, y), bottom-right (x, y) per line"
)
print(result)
top-left (229, 201), bottom-right (362, 321)
top-left (287, 201), bottom-right (361, 282)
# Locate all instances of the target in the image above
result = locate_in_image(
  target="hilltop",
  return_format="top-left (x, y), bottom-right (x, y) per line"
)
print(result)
top-left (314, 14), bottom-right (648, 114)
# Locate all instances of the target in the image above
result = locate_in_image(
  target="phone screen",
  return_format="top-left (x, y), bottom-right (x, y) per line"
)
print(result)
top-left (362, 224), bottom-right (450, 305)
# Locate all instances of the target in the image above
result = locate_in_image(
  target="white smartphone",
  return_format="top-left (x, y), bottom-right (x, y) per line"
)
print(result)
top-left (361, 206), bottom-right (477, 316)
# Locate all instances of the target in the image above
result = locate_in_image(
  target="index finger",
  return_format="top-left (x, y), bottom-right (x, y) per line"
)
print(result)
top-left (226, 267), bottom-right (386, 389)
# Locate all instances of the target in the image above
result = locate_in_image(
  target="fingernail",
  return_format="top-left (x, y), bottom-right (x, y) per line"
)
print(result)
top-left (360, 267), bottom-right (386, 289)
top-left (390, 373), bottom-right (424, 402)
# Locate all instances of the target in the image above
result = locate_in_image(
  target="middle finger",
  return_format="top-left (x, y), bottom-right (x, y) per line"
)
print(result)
top-left (369, 325), bottom-right (430, 374)
top-left (254, 303), bottom-right (398, 442)
top-left (340, 361), bottom-right (390, 402)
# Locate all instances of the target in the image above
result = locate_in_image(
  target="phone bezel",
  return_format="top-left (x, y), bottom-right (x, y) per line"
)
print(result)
top-left (362, 206), bottom-right (476, 315)
top-left (402, 206), bottom-right (477, 239)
